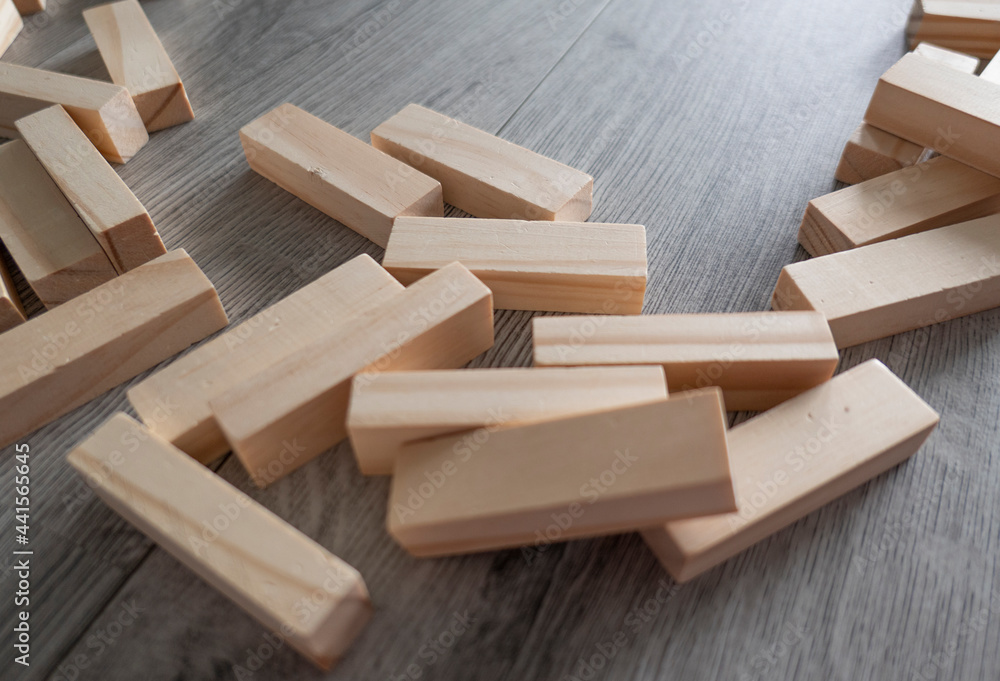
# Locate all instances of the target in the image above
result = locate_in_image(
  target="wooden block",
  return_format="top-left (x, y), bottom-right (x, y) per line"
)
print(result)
top-left (773, 214), bottom-right (1000, 348)
top-left (239, 104), bottom-right (442, 247)
top-left (128, 254), bottom-right (404, 465)
top-left (804, 155), bottom-right (1000, 255)
top-left (16, 106), bottom-right (164, 273)
top-left (371, 103), bottom-right (593, 221)
top-left (347, 365), bottom-right (669, 475)
top-left (1, 0), bottom-right (21, 57)
top-left (642, 359), bottom-right (939, 583)
top-left (0, 255), bottom-right (26, 333)
top-left (980, 50), bottom-right (1000, 83)
top-left (12, 0), bottom-right (44, 15)
top-left (0, 63), bottom-right (147, 163)
top-left (532, 311), bottom-right (838, 412)
top-left (0, 140), bottom-right (118, 307)
top-left (0, 250), bottom-right (227, 448)
top-left (84, 0), bottom-right (194, 132)
top-left (834, 123), bottom-right (925, 185)
top-left (864, 53), bottom-right (1000, 178)
top-left (211, 262), bottom-right (493, 487)
top-left (834, 43), bottom-right (978, 185)
top-left (388, 388), bottom-right (736, 557)
top-left (383, 217), bottom-right (646, 314)
top-left (908, 1), bottom-right (1000, 58)
top-left (67, 413), bottom-right (371, 669)
top-left (912, 41), bottom-right (980, 72)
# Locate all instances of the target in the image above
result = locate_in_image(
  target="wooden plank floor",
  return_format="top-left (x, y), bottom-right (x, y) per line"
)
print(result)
top-left (2, 0), bottom-right (999, 679)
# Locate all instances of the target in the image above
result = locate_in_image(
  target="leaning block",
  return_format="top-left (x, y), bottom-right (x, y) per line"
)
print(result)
top-left (0, 140), bottom-right (117, 307)
top-left (240, 103), bottom-right (443, 247)
top-left (773, 214), bottom-right (1000, 348)
top-left (0, 63), bottom-right (147, 163)
top-left (803, 156), bottom-right (1000, 255)
top-left (128, 254), bottom-right (404, 464)
top-left (0, 256), bottom-right (26, 332)
top-left (389, 389), bottom-right (736, 557)
top-left (864, 53), bottom-right (1000, 178)
top-left (532, 312), bottom-right (838, 412)
top-left (12, 0), bottom-right (44, 14)
top-left (371, 103), bottom-right (593, 221)
top-left (16, 106), bottom-right (165, 273)
top-left (1, 0), bottom-right (21, 57)
top-left (383, 217), bottom-right (646, 314)
top-left (0, 250), bottom-right (228, 448)
top-left (67, 414), bottom-right (371, 669)
top-left (84, 0), bottom-right (194, 131)
top-left (642, 359), bottom-right (939, 583)
top-left (347, 365), bottom-right (669, 475)
top-left (211, 262), bottom-right (493, 487)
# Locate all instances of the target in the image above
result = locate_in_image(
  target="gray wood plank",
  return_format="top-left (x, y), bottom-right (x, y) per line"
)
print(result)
top-left (2, 0), bottom-right (999, 679)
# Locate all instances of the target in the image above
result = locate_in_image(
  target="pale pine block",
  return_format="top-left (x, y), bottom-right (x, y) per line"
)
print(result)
top-left (128, 254), bottom-right (404, 464)
top-left (0, 0), bottom-right (21, 56)
top-left (239, 104), bottom-right (443, 247)
top-left (532, 311), bottom-right (839, 411)
top-left (0, 62), bottom-right (148, 163)
top-left (0, 140), bottom-right (118, 307)
top-left (773, 214), bottom-right (1000, 348)
top-left (642, 360), bottom-right (939, 583)
top-left (371, 103), bottom-right (593, 221)
top-left (383, 217), bottom-right (646, 313)
top-left (388, 389), bottom-right (736, 557)
top-left (67, 413), bottom-right (371, 669)
top-left (0, 250), bottom-right (228, 448)
top-left (346, 365), bottom-right (668, 475)
top-left (210, 262), bottom-right (494, 487)
top-left (16, 106), bottom-right (165, 273)
top-left (84, 0), bottom-right (194, 131)
top-left (803, 155), bottom-right (1000, 256)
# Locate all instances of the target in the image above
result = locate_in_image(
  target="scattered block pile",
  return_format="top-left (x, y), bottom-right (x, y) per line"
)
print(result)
top-left (2, 8), bottom-right (990, 674)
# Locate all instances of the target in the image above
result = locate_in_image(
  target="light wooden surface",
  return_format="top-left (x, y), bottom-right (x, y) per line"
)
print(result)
top-left (2, 1), bottom-right (999, 679)
top-left (0, 0), bottom-right (21, 57)
top-left (83, 0), bottom-right (193, 131)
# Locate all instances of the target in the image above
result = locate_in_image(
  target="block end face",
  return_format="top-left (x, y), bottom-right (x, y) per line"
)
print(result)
top-left (138, 83), bottom-right (195, 132)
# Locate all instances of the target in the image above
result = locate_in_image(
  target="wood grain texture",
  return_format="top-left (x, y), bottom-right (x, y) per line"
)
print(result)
top-left (0, 140), bottom-right (117, 307)
top-left (83, 0), bottom-right (194, 131)
top-left (15, 106), bottom-right (164, 272)
top-left (908, 0), bottom-right (1000, 57)
top-left (0, 62), bottom-right (147, 163)
top-left (383, 217), bottom-right (647, 313)
top-left (240, 103), bottom-right (443, 247)
top-left (2, 1), bottom-right (999, 680)
top-left (0, 249), bottom-right (228, 448)
top-left (346, 366), bottom-right (668, 475)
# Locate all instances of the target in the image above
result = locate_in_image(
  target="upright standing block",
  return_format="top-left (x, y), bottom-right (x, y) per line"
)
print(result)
top-left (0, 63), bottom-right (147, 163)
top-left (0, 256), bottom-right (26, 332)
top-left (532, 312), bottom-right (839, 411)
top-left (347, 365), bottom-right (669, 475)
top-left (389, 389), bottom-right (736, 557)
top-left (835, 43), bottom-right (978, 185)
top-left (803, 155), bottom-right (1000, 255)
top-left (211, 262), bottom-right (494, 487)
top-left (864, 53), bottom-right (1000, 178)
top-left (372, 103), bottom-right (593, 221)
top-left (0, 140), bottom-right (117, 307)
top-left (128, 254), bottom-right (404, 464)
top-left (16, 106), bottom-right (165, 272)
top-left (642, 360), bottom-right (939, 583)
top-left (239, 104), bottom-right (443, 247)
top-left (383, 218), bottom-right (646, 313)
top-left (773, 214), bottom-right (1000, 348)
top-left (84, 0), bottom-right (194, 132)
top-left (68, 414), bottom-right (371, 669)
top-left (12, 0), bottom-right (45, 15)
top-left (0, 0), bottom-right (21, 57)
top-left (0, 250), bottom-right (228, 448)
